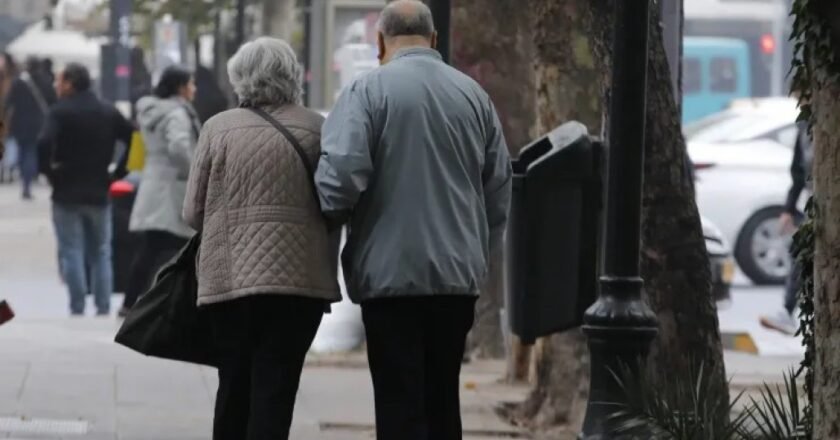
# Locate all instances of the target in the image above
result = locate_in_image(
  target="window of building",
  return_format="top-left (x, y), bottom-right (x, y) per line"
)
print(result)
top-left (683, 58), bottom-right (702, 94)
top-left (710, 57), bottom-right (738, 93)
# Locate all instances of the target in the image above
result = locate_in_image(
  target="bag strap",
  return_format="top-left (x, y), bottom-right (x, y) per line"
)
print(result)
top-left (247, 107), bottom-right (319, 204)
top-left (21, 72), bottom-right (49, 115)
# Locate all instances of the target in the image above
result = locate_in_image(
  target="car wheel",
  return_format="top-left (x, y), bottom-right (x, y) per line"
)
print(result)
top-left (735, 207), bottom-right (793, 286)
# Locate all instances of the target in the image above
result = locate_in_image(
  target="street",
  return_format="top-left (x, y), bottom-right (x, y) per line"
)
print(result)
top-left (0, 183), bottom-right (802, 439)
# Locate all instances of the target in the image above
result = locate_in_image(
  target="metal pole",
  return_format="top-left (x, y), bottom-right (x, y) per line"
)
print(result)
top-left (429, 0), bottom-right (451, 64)
top-left (110, 0), bottom-right (132, 117)
top-left (302, 0), bottom-right (312, 107)
top-left (581, 0), bottom-right (658, 438)
top-left (236, 0), bottom-right (246, 47)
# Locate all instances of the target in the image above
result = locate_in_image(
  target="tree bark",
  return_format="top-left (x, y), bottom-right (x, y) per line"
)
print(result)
top-left (451, 0), bottom-right (535, 359)
top-left (641, 7), bottom-right (729, 415)
top-left (810, 3), bottom-right (840, 435)
top-left (517, 2), bottom-right (726, 434)
top-left (516, 0), bottom-right (610, 433)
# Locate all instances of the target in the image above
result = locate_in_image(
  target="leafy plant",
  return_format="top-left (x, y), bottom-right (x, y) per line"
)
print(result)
top-left (609, 365), bottom-right (807, 439)
top-left (792, 199), bottom-right (815, 439)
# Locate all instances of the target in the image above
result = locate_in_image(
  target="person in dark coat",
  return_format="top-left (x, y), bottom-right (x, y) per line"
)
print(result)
top-left (6, 57), bottom-right (56, 199)
top-left (193, 65), bottom-right (229, 123)
top-left (760, 120), bottom-right (812, 335)
top-left (37, 63), bottom-right (134, 316)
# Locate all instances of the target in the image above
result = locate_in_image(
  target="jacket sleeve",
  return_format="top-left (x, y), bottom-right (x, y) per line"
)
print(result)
top-left (36, 109), bottom-right (58, 177)
top-left (785, 127), bottom-right (806, 215)
top-left (483, 102), bottom-right (513, 254)
top-left (183, 128), bottom-right (212, 231)
top-left (315, 82), bottom-right (375, 225)
top-left (163, 107), bottom-right (196, 178)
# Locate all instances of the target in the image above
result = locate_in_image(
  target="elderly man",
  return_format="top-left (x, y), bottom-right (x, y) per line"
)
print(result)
top-left (315, 1), bottom-right (512, 438)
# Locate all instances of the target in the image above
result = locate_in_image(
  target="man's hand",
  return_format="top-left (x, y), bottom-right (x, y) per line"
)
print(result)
top-left (779, 212), bottom-right (796, 234)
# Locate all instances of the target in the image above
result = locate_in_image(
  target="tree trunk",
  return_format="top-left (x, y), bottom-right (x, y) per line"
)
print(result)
top-left (810, 3), bottom-right (840, 435)
top-left (517, 2), bottom-right (726, 434)
top-left (451, 0), bottom-right (535, 359)
top-left (516, 1), bottom-right (610, 433)
top-left (641, 6), bottom-right (729, 414)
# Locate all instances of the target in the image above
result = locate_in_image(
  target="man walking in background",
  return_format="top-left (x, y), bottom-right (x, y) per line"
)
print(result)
top-left (38, 63), bottom-right (133, 316)
top-left (315, 1), bottom-right (512, 438)
top-left (6, 57), bottom-right (56, 200)
top-left (760, 119), bottom-right (813, 335)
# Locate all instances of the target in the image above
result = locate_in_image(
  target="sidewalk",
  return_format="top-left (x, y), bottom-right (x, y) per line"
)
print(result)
top-left (0, 318), bottom-right (527, 440)
top-left (0, 183), bottom-right (526, 439)
top-left (0, 183), bottom-right (802, 439)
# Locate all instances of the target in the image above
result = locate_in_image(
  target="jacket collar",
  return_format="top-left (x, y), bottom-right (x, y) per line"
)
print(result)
top-left (392, 47), bottom-right (442, 62)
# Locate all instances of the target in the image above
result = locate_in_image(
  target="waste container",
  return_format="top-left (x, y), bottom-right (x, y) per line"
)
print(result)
top-left (506, 121), bottom-right (605, 344)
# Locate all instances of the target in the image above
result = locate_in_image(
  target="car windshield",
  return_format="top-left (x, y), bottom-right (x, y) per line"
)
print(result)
top-left (686, 113), bottom-right (791, 145)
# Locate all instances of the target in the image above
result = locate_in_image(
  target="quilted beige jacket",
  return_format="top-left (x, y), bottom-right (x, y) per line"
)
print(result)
top-left (183, 105), bottom-right (341, 306)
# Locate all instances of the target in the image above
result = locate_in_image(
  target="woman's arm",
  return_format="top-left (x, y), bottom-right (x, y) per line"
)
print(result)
top-left (163, 107), bottom-right (196, 178)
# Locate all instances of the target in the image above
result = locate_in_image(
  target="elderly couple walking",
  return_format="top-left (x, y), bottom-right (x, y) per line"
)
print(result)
top-left (184, 1), bottom-right (512, 439)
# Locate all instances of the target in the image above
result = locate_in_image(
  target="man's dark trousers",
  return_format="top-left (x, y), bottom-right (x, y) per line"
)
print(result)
top-left (362, 295), bottom-right (476, 440)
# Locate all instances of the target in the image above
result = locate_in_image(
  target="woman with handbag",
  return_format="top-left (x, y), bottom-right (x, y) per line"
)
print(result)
top-left (183, 38), bottom-right (341, 440)
top-left (120, 66), bottom-right (201, 316)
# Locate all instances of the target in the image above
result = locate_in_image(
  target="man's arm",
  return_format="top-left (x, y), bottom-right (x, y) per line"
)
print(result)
top-left (482, 102), bottom-right (513, 254)
top-left (36, 109), bottom-right (58, 177)
top-left (315, 82), bottom-right (375, 226)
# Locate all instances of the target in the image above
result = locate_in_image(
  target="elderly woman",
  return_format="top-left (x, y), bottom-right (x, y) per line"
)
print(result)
top-left (183, 38), bottom-right (340, 440)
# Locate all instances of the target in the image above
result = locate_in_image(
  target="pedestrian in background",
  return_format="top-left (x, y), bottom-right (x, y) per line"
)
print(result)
top-left (315, 1), bottom-right (512, 438)
top-left (760, 119), bottom-right (813, 335)
top-left (37, 63), bottom-right (133, 316)
top-left (183, 37), bottom-right (340, 440)
top-left (6, 56), bottom-right (56, 200)
top-left (119, 66), bottom-right (200, 317)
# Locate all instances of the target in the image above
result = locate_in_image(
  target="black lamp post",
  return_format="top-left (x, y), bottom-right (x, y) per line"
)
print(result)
top-left (581, 0), bottom-right (658, 438)
top-left (428, 0), bottom-right (451, 63)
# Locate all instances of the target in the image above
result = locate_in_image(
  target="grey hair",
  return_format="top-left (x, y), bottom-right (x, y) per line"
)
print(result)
top-left (377, 0), bottom-right (435, 39)
top-left (227, 37), bottom-right (303, 106)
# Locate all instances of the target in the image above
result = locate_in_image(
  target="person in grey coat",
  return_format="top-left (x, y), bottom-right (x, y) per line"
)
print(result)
top-left (315, 1), bottom-right (512, 438)
top-left (120, 66), bottom-right (200, 316)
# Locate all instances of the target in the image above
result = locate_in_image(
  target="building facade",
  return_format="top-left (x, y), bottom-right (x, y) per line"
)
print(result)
top-left (0, 0), bottom-right (52, 24)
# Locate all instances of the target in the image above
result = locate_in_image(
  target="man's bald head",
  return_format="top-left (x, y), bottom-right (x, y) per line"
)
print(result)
top-left (378, 0), bottom-right (435, 40)
top-left (376, 1), bottom-right (438, 64)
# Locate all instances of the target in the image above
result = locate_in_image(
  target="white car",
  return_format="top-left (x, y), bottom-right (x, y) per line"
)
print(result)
top-left (688, 98), bottom-right (802, 285)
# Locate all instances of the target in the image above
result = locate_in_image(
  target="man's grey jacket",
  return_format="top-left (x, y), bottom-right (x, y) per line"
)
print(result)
top-left (315, 47), bottom-right (512, 303)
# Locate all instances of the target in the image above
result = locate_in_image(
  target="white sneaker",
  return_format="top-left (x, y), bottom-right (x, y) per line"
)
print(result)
top-left (760, 310), bottom-right (798, 336)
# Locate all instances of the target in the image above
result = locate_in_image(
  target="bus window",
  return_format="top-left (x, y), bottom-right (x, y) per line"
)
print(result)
top-left (710, 57), bottom-right (738, 92)
top-left (684, 58), bottom-right (702, 93)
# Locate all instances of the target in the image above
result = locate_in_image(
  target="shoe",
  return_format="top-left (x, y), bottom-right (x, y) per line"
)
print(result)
top-left (117, 307), bottom-right (130, 318)
top-left (760, 310), bottom-right (798, 336)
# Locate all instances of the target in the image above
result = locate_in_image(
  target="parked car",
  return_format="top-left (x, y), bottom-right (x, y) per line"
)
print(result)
top-left (685, 97), bottom-right (799, 147)
top-left (688, 98), bottom-right (801, 286)
top-left (690, 141), bottom-right (794, 285)
top-left (703, 217), bottom-right (734, 303)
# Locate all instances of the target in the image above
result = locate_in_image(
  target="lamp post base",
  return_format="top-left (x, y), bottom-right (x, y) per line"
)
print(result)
top-left (580, 277), bottom-right (658, 439)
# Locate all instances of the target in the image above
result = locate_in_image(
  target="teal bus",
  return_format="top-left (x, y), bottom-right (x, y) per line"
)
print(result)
top-left (682, 37), bottom-right (752, 124)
